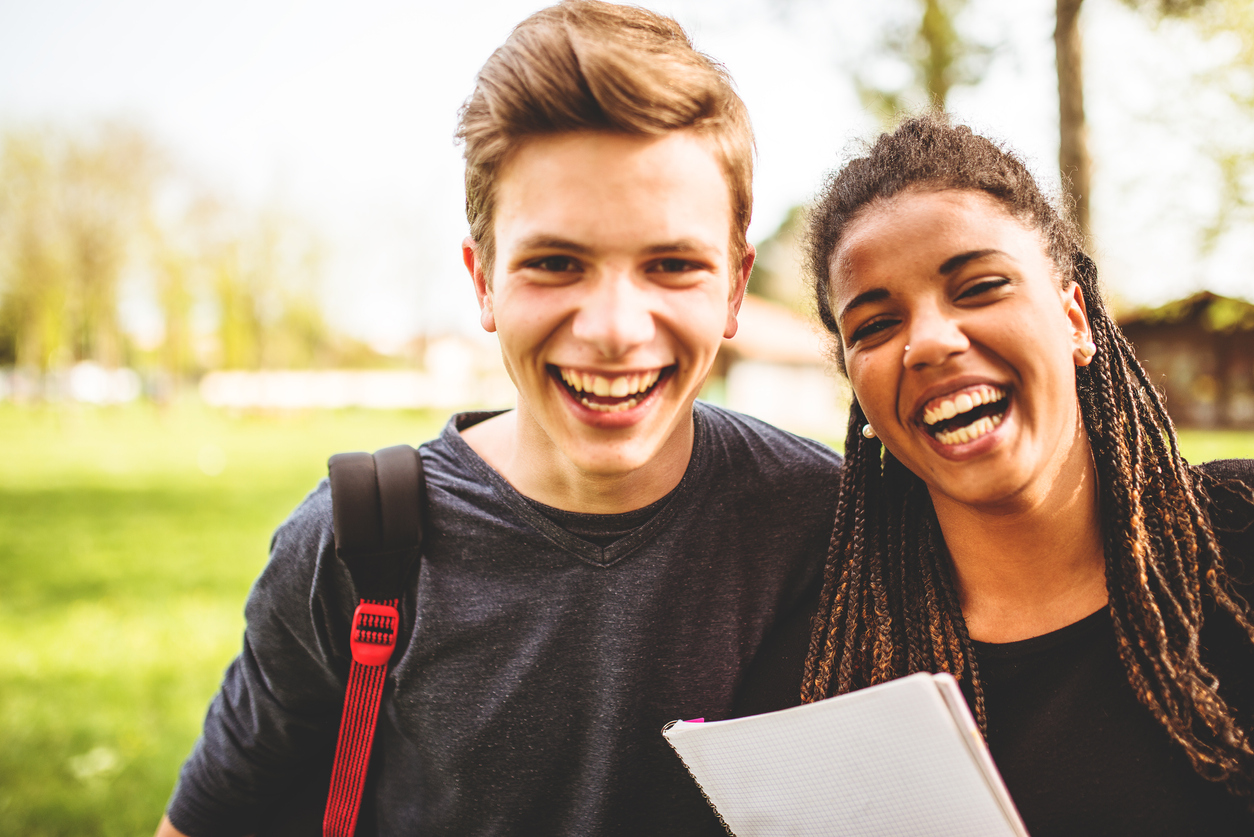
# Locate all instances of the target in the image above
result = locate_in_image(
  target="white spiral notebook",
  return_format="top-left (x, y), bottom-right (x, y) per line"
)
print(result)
top-left (662, 672), bottom-right (1030, 837)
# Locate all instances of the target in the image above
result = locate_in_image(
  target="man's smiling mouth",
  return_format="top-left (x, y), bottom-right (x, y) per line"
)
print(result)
top-left (921, 384), bottom-right (1009, 446)
top-left (552, 366), bottom-right (674, 413)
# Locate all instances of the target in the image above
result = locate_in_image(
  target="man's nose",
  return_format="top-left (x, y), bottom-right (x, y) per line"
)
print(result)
top-left (570, 270), bottom-right (656, 359)
top-left (903, 308), bottom-right (970, 368)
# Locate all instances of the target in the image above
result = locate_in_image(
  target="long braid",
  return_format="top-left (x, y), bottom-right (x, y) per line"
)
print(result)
top-left (802, 403), bottom-right (872, 702)
top-left (800, 397), bottom-right (984, 721)
top-left (801, 113), bottom-right (1254, 803)
top-left (900, 479), bottom-right (931, 674)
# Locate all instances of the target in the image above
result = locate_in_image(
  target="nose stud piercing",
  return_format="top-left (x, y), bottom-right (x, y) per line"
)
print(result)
top-left (1074, 340), bottom-right (1097, 362)
top-left (862, 424), bottom-right (877, 439)
top-left (904, 345), bottom-right (911, 352)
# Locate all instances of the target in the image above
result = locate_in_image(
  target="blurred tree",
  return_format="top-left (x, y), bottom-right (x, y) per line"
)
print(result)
top-left (1185, 0), bottom-right (1254, 253)
top-left (856, 0), bottom-right (995, 120)
top-left (1056, 0), bottom-right (1222, 247)
top-left (186, 197), bottom-right (331, 370)
top-left (1056, 0), bottom-right (1091, 247)
top-left (0, 124), bottom-right (162, 372)
top-left (154, 247), bottom-right (196, 380)
top-left (0, 130), bottom-right (70, 370)
top-left (747, 205), bottom-right (809, 313)
top-left (212, 241), bottom-right (260, 369)
top-left (61, 123), bottom-right (163, 368)
top-left (0, 121), bottom-right (344, 386)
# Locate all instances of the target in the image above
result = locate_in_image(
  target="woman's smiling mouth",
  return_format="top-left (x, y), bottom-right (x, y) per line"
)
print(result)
top-left (919, 384), bottom-right (1009, 446)
top-left (552, 365), bottom-right (674, 413)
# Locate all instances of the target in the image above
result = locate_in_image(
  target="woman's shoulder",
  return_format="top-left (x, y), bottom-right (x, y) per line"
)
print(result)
top-left (1195, 459), bottom-right (1254, 588)
top-left (1198, 458), bottom-right (1254, 486)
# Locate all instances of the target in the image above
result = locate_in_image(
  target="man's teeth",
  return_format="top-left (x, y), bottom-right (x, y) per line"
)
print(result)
top-left (559, 368), bottom-right (662, 411)
top-left (922, 385), bottom-right (1006, 427)
top-left (934, 412), bottom-right (1003, 445)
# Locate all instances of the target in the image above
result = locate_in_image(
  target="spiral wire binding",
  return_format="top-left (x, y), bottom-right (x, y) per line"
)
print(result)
top-left (661, 720), bottom-right (736, 837)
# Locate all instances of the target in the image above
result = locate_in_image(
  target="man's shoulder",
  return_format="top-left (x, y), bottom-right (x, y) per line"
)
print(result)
top-left (273, 477), bottom-right (335, 546)
top-left (248, 479), bottom-right (343, 614)
top-left (696, 401), bottom-right (843, 471)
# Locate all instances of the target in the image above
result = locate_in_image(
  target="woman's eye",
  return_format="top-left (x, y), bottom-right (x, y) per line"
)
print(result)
top-left (849, 318), bottom-right (897, 344)
top-left (958, 277), bottom-right (1010, 299)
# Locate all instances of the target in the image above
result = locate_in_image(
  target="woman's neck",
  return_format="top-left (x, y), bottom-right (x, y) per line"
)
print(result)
top-left (931, 430), bottom-right (1108, 643)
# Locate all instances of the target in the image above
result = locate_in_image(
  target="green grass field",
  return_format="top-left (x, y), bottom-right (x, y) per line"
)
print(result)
top-left (1, 403), bottom-right (1251, 835)
top-left (0, 402), bottom-right (449, 836)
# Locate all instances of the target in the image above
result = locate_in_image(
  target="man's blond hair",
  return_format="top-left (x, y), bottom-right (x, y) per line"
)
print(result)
top-left (456, 0), bottom-right (754, 280)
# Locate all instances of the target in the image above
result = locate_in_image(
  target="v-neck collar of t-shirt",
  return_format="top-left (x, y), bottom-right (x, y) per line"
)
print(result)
top-left (444, 407), bottom-right (709, 568)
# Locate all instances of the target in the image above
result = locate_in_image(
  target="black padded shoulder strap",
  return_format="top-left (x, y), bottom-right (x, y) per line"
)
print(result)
top-left (327, 444), bottom-right (425, 602)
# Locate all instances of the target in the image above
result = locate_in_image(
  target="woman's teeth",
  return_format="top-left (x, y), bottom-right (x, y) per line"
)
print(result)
top-left (919, 384), bottom-right (1008, 446)
top-left (933, 412), bottom-right (1003, 445)
top-left (922, 385), bottom-right (1006, 427)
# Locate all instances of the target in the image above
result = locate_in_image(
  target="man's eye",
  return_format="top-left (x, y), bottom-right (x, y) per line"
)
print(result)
top-left (958, 277), bottom-right (1010, 299)
top-left (528, 255), bottom-right (580, 272)
top-left (651, 258), bottom-right (697, 273)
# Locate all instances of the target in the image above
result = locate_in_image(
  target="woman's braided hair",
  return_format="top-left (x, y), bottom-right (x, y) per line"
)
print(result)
top-left (801, 113), bottom-right (1254, 800)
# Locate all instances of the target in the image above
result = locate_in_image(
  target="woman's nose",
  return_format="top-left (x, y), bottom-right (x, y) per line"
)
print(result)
top-left (903, 310), bottom-right (969, 368)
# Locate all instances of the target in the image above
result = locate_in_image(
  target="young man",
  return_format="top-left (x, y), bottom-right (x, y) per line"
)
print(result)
top-left (158, 2), bottom-right (840, 834)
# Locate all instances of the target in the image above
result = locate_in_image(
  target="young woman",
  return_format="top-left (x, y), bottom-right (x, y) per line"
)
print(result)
top-left (742, 116), bottom-right (1254, 836)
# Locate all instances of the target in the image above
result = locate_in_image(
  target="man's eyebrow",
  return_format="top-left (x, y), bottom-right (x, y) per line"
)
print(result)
top-left (839, 287), bottom-right (891, 322)
top-left (938, 249), bottom-right (1006, 275)
top-left (643, 239), bottom-right (712, 255)
top-left (514, 235), bottom-right (594, 255)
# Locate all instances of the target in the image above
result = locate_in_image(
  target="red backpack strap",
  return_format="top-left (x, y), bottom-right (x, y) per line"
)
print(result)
top-left (325, 445), bottom-right (425, 837)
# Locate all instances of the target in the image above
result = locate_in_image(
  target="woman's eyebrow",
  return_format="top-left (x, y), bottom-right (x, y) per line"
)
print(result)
top-left (938, 248), bottom-right (1006, 275)
top-left (839, 287), bottom-right (891, 322)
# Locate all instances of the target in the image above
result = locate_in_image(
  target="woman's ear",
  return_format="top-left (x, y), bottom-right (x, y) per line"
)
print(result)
top-left (1063, 281), bottom-right (1096, 367)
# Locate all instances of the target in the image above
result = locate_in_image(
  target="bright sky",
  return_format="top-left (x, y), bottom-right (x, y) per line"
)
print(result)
top-left (1, 0), bottom-right (1246, 347)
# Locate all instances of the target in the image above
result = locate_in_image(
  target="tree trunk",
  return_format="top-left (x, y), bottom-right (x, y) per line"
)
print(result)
top-left (1056, 0), bottom-right (1092, 248)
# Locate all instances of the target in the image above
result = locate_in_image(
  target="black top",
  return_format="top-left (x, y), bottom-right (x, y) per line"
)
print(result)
top-left (167, 403), bottom-right (843, 837)
top-left (735, 459), bottom-right (1254, 836)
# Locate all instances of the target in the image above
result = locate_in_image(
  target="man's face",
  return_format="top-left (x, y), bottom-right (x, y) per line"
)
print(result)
top-left (465, 130), bottom-right (751, 480)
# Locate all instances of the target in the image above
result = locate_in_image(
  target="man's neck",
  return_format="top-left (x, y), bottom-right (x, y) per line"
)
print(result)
top-left (458, 409), bottom-right (695, 514)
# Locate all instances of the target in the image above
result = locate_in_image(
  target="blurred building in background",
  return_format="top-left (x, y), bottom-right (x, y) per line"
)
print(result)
top-left (188, 293), bottom-right (850, 440)
top-left (1119, 292), bottom-right (1254, 429)
top-left (715, 294), bottom-right (849, 439)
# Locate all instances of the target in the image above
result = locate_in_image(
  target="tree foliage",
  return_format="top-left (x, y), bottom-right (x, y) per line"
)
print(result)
top-left (0, 123), bottom-right (347, 380)
top-left (855, 0), bottom-right (995, 120)
top-left (0, 124), bottom-right (159, 370)
top-left (1185, 0), bottom-right (1254, 250)
top-left (1058, 0), bottom-right (1254, 250)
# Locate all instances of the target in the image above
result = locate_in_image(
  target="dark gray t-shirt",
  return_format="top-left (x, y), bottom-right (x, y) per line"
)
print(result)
top-left (168, 403), bottom-right (842, 836)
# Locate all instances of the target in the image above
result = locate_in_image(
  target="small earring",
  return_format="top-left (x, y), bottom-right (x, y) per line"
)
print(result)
top-left (862, 424), bottom-right (877, 439)
top-left (1074, 340), bottom-right (1097, 362)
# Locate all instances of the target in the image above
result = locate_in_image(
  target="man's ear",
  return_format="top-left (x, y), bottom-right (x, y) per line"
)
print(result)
top-left (724, 243), bottom-right (755, 340)
top-left (463, 237), bottom-right (496, 333)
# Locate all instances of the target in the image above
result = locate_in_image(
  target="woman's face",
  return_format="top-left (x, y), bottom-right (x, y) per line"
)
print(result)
top-left (829, 188), bottom-right (1094, 512)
